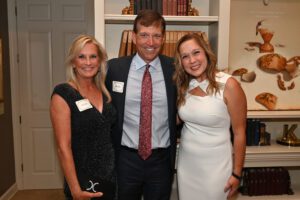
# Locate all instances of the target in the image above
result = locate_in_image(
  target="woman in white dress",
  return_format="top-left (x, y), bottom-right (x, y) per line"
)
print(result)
top-left (173, 33), bottom-right (247, 200)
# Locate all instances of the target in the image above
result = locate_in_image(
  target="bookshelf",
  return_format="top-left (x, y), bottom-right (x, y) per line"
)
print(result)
top-left (93, 0), bottom-right (300, 199)
top-left (94, 0), bottom-right (230, 70)
top-left (241, 117), bottom-right (300, 200)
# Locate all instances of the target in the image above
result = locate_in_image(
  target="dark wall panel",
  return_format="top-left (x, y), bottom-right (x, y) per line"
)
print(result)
top-left (0, 0), bottom-right (16, 196)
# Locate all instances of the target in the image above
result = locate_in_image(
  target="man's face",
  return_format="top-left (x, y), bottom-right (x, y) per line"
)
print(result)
top-left (133, 25), bottom-right (164, 63)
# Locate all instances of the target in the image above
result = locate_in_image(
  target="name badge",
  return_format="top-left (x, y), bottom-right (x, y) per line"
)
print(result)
top-left (75, 99), bottom-right (93, 112)
top-left (112, 81), bottom-right (124, 93)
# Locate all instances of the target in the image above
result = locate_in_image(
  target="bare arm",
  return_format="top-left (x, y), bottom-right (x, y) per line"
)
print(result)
top-left (223, 77), bottom-right (247, 198)
top-left (50, 94), bottom-right (102, 200)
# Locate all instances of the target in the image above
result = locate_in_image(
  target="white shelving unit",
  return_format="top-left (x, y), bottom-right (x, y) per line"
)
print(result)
top-left (104, 14), bottom-right (218, 24)
top-left (245, 141), bottom-right (300, 168)
top-left (248, 111), bottom-right (300, 119)
top-left (94, 0), bottom-right (231, 69)
top-left (93, 0), bottom-right (300, 199)
top-left (241, 116), bottom-right (300, 200)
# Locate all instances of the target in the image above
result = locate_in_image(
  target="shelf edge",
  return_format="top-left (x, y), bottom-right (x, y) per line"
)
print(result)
top-left (105, 14), bottom-right (219, 24)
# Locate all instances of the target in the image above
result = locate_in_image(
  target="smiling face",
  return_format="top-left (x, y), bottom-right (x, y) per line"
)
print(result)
top-left (179, 39), bottom-right (208, 82)
top-left (132, 25), bottom-right (164, 63)
top-left (73, 42), bottom-right (100, 80)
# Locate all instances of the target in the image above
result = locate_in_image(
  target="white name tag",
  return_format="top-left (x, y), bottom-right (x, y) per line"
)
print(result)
top-left (112, 81), bottom-right (124, 93)
top-left (75, 99), bottom-right (93, 112)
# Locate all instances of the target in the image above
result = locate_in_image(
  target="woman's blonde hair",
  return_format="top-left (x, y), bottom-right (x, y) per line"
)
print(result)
top-left (173, 33), bottom-right (219, 107)
top-left (65, 34), bottom-right (111, 102)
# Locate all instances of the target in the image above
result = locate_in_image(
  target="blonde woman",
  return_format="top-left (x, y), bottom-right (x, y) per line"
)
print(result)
top-left (50, 35), bottom-right (116, 200)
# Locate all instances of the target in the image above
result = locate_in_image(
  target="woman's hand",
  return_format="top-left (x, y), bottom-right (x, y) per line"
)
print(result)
top-left (72, 190), bottom-right (103, 200)
top-left (224, 175), bottom-right (240, 198)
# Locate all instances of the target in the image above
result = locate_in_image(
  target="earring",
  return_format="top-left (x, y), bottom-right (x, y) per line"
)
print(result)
top-left (72, 66), bottom-right (77, 73)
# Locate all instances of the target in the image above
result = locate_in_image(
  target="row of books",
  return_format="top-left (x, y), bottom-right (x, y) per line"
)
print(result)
top-left (240, 167), bottom-right (293, 196)
top-left (246, 119), bottom-right (271, 146)
top-left (118, 30), bottom-right (208, 58)
top-left (133, 0), bottom-right (193, 16)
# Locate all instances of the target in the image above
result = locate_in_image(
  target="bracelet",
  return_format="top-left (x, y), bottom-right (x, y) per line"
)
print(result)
top-left (232, 172), bottom-right (242, 181)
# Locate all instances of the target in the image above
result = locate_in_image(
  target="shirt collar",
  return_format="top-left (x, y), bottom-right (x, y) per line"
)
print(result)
top-left (133, 53), bottom-right (160, 71)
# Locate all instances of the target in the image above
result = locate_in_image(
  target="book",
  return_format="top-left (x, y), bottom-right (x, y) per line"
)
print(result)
top-left (246, 119), bottom-right (254, 146)
top-left (118, 30), bottom-right (128, 57)
top-left (141, 0), bottom-right (147, 10)
top-left (126, 30), bottom-right (133, 56)
top-left (167, 0), bottom-right (172, 15)
top-left (165, 31), bottom-right (171, 56)
top-left (176, 30), bottom-right (183, 42)
top-left (161, 31), bottom-right (168, 56)
top-left (177, 0), bottom-right (182, 16)
top-left (169, 31), bottom-right (175, 57)
top-left (151, 0), bottom-right (157, 12)
top-left (135, 0), bottom-right (141, 14)
top-left (253, 119), bottom-right (261, 146)
top-left (157, 0), bottom-right (162, 14)
top-left (172, 0), bottom-right (177, 15)
top-left (183, 0), bottom-right (187, 16)
top-left (132, 35), bottom-right (137, 55)
top-left (134, 0), bottom-right (137, 14)
top-left (162, 0), bottom-right (168, 15)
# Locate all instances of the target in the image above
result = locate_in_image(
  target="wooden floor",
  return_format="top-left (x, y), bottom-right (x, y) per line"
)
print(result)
top-left (9, 188), bottom-right (178, 200)
top-left (10, 189), bottom-right (64, 200)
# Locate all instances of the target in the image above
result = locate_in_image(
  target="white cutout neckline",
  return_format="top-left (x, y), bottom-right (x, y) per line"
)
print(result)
top-left (189, 79), bottom-right (209, 92)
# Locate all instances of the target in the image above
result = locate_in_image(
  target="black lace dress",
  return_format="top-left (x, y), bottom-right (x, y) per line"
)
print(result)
top-left (52, 83), bottom-right (117, 200)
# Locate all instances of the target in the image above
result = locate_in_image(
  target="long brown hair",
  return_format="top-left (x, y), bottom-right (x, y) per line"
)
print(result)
top-left (173, 33), bottom-right (219, 107)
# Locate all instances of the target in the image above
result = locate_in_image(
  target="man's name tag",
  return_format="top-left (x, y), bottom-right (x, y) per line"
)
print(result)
top-left (75, 99), bottom-right (93, 112)
top-left (112, 81), bottom-right (124, 93)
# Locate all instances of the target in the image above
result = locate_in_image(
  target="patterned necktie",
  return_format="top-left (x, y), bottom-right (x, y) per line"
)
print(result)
top-left (138, 64), bottom-right (152, 160)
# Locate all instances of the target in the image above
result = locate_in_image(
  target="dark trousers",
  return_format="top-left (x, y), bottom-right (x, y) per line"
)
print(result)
top-left (117, 146), bottom-right (172, 200)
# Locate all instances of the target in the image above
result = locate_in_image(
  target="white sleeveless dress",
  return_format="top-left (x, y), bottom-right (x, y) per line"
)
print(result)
top-left (177, 72), bottom-right (232, 200)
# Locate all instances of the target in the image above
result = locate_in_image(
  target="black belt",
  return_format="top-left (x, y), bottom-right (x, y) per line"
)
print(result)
top-left (120, 145), bottom-right (169, 153)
